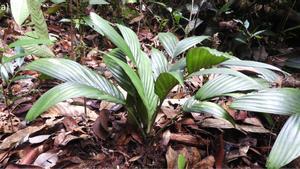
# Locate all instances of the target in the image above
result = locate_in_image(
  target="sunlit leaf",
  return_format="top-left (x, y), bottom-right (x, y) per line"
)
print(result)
top-left (26, 82), bottom-right (125, 121)
top-left (26, 58), bottom-right (124, 100)
top-left (158, 32), bottom-right (178, 58)
top-left (267, 114), bottom-right (300, 169)
top-left (89, 12), bottom-right (133, 60)
top-left (196, 75), bottom-right (263, 100)
top-left (230, 88), bottom-right (300, 115)
top-left (183, 97), bottom-right (235, 124)
top-left (10, 0), bottom-right (29, 25)
top-left (151, 48), bottom-right (168, 79)
top-left (173, 36), bottom-right (209, 57)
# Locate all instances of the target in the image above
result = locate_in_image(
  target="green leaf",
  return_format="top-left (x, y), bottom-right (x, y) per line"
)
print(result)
top-left (23, 44), bottom-right (55, 57)
top-left (104, 49), bottom-right (136, 95)
top-left (196, 75), bottom-right (263, 100)
top-left (26, 82), bottom-right (125, 121)
top-left (220, 60), bottom-right (286, 75)
top-left (151, 48), bottom-right (168, 79)
top-left (169, 57), bottom-right (186, 72)
top-left (230, 88), bottom-right (300, 115)
top-left (25, 58), bottom-right (124, 101)
top-left (105, 54), bottom-right (149, 115)
top-left (267, 114), bottom-right (300, 169)
top-left (83, 16), bottom-right (104, 35)
top-left (158, 32), bottom-right (178, 58)
top-left (10, 0), bottom-right (29, 25)
top-left (183, 97), bottom-right (235, 124)
top-left (9, 38), bottom-right (52, 48)
top-left (173, 36), bottom-right (209, 58)
top-left (177, 154), bottom-right (186, 169)
top-left (186, 47), bottom-right (230, 74)
top-left (89, 12), bottom-right (133, 61)
top-left (117, 24), bottom-right (159, 125)
top-left (155, 71), bottom-right (184, 101)
top-left (89, 0), bottom-right (109, 5)
top-left (27, 0), bottom-right (49, 39)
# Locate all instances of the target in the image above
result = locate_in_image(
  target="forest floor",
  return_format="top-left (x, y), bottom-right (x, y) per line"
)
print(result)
top-left (0, 1), bottom-right (300, 168)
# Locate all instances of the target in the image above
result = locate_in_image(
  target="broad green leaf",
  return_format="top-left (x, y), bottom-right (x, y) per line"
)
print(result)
top-left (105, 55), bottom-right (149, 115)
top-left (188, 67), bottom-right (260, 82)
top-left (104, 49), bottom-right (136, 95)
top-left (83, 17), bottom-right (104, 35)
top-left (89, 12), bottom-right (133, 61)
top-left (220, 60), bottom-right (286, 74)
top-left (196, 75), bottom-right (263, 100)
top-left (51, 0), bottom-right (65, 4)
top-left (177, 154), bottom-right (186, 169)
top-left (89, 0), bottom-right (109, 5)
top-left (158, 32), bottom-right (178, 58)
top-left (169, 57), bottom-right (186, 72)
top-left (267, 114), bottom-right (300, 169)
top-left (151, 48), bottom-right (168, 79)
top-left (9, 38), bottom-right (52, 48)
top-left (10, 0), bottom-right (29, 25)
top-left (155, 71), bottom-right (184, 101)
top-left (230, 88), bottom-right (300, 115)
top-left (117, 24), bottom-right (159, 124)
top-left (26, 82), bottom-right (125, 121)
top-left (25, 58), bottom-right (124, 101)
top-left (23, 44), bottom-right (55, 57)
top-left (186, 47), bottom-right (230, 74)
top-left (173, 36), bottom-right (209, 58)
top-left (27, 0), bottom-right (49, 39)
top-left (183, 97), bottom-right (235, 124)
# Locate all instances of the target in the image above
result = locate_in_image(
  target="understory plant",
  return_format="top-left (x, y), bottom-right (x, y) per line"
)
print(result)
top-left (23, 12), bottom-right (300, 169)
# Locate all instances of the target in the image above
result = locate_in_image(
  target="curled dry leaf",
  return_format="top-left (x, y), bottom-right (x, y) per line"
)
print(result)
top-left (92, 109), bottom-right (110, 140)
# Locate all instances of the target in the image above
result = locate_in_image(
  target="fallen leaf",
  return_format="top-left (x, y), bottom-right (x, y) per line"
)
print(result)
top-left (195, 155), bottom-right (215, 169)
top-left (29, 135), bottom-right (51, 144)
top-left (33, 152), bottom-right (58, 168)
top-left (166, 146), bottom-right (178, 169)
top-left (0, 125), bottom-right (46, 150)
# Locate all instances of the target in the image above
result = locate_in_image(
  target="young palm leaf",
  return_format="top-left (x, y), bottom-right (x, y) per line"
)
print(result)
top-left (195, 75), bottom-right (264, 100)
top-left (183, 97), bottom-right (235, 124)
top-left (25, 58), bottom-right (124, 101)
top-left (266, 114), bottom-right (300, 169)
top-left (26, 82), bottom-right (125, 121)
top-left (158, 32), bottom-right (209, 58)
top-left (230, 88), bottom-right (300, 115)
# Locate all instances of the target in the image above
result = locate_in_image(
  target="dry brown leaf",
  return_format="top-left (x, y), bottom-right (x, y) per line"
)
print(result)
top-left (0, 125), bottom-right (46, 150)
top-left (194, 155), bottom-right (215, 169)
top-left (42, 102), bottom-right (98, 121)
top-left (92, 110), bottom-right (110, 140)
top-left (0, 112), bottom-right (21, 134)
top-left (166, 146), bottom-right (178, 169)
top-left (19, 145), bottom-right (44, 165)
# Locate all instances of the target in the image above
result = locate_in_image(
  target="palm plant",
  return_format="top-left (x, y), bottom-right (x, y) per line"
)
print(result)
top-left (24, 12), bottom-right (300, 168)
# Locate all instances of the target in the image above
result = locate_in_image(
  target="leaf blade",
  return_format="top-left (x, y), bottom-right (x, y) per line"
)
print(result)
top-left (26, 82), bottom-right (125, 121)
